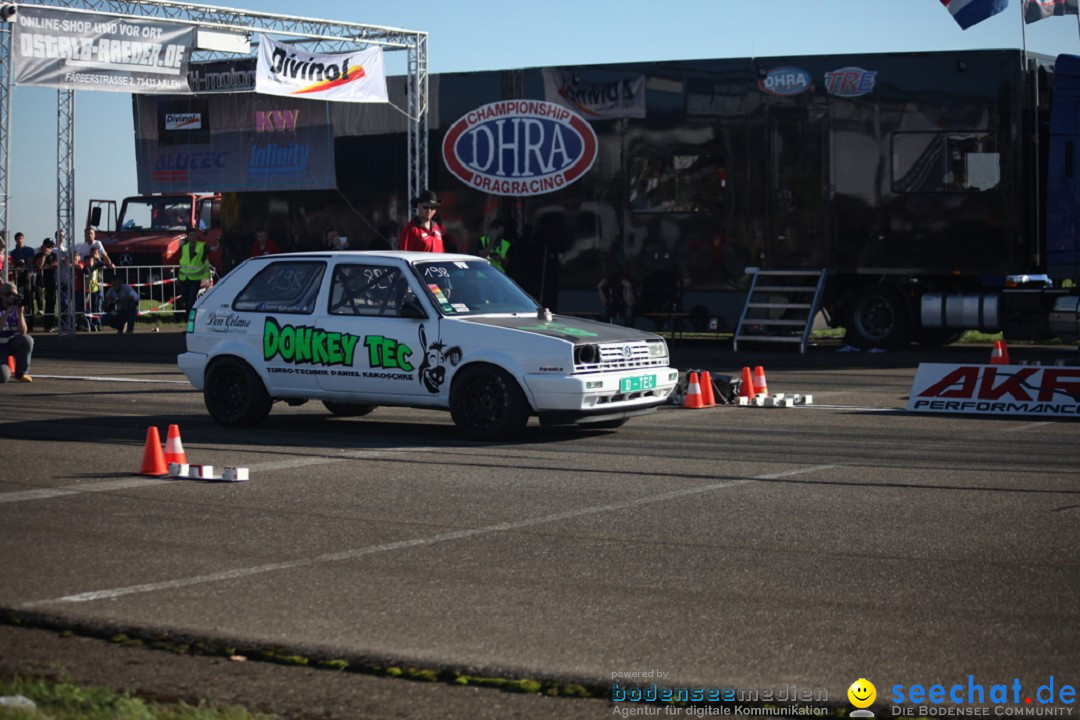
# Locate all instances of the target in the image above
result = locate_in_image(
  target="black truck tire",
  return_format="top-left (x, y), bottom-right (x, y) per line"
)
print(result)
top-left (844, 286), bottom-right (912, 349)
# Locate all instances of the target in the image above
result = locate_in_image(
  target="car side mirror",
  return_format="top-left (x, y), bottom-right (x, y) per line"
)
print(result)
top-left (400, 298), bottom-right (428, 319)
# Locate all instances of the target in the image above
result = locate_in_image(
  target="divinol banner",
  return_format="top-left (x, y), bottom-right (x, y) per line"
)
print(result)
top-left (255, 34), bottom-right (388, 103)
top-left (13, 7), bottom-right (193, 94)
top-left (442, 100), bottom-right (598, 197)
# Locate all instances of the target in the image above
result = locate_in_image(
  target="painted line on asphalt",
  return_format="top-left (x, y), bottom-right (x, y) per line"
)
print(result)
top-left (0, 447), bottom-right (447, 505)
top-left (0, 478), bottom-right (170, 504)
top-left (19, 464), bottom-right (837, 608)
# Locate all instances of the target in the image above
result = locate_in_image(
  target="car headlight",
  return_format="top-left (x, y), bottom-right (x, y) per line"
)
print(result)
top-left (647, 340), bottom-right (668, 359)
top-left (574, 344), bottom-right (600, 365)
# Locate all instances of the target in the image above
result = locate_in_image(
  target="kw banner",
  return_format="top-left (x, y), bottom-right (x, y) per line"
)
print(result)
top-left (134, 94), bottom-right (336, 192)
top-left (13, 7), bottom-right (193, 93)
top-left (255, 34), bottom-right (388, 103)
top-left (542, 69), bottom-right (646, 120)
top-left (907, 363), bottom-right (1080, 418)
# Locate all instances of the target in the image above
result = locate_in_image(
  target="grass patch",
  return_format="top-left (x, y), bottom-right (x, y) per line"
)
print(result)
top-left (0, 674), bottom-right (281, 720)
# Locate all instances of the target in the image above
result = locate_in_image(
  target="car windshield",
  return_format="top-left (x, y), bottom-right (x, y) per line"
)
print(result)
top-left (119, 199), bottom-right (192, 231)
top-left (414, 260), bottom-right (539, 316)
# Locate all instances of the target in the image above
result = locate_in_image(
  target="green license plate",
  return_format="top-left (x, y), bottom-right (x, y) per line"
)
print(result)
top-left (620, 374), bottom-right (657, 392)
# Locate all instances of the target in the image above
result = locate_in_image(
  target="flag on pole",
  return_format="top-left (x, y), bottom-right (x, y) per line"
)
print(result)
top-left (940, 0), bottom-right (1011, 29)
top-left (1024, 0), bottom-right (1079, 22)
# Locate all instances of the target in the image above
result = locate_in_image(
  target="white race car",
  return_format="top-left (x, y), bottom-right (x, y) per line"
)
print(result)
top-left (178, 251), bottom-right (678, 439)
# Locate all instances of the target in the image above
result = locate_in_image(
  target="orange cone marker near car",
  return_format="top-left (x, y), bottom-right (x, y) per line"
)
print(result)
top-left (699, 370), bottom-right (716, 407)
top-left (752, 366), bottom-right (769, 396)
top-left (990, 339), bottom-right (1010, 365)
top-left (740, 366), bottom-right (756, 401)
top-left (140, 427), bottom-right (168, 476)
top-left (683, 372), bottom-right (705, 409)
top-left (164, 424), bottom-right (187, 465)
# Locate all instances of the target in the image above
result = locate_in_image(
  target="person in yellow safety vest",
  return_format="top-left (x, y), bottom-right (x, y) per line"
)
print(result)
top-left (477, 219), bottom-right (511, 273)
top-left (177, 232), bottom-right (219, 318)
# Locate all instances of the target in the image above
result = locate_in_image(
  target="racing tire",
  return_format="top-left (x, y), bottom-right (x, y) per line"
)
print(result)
top-left (204, 357), bottom-right (272, 427)
top-left (322, 401), bottom-right (377, 417)
top-left (450, 365), bottom-right (530, 440)
top-left (843, 286), bottom-right (912, 350)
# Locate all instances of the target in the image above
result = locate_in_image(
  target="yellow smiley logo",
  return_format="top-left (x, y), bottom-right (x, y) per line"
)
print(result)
top-left (848, 678), bottom-right (877, 709)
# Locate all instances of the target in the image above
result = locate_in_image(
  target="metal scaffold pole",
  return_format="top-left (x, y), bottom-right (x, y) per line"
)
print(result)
top-left (57, 88), bottom-right (75, 336)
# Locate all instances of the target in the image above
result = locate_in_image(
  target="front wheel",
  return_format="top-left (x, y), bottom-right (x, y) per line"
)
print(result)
top-left (450, 365), bottom-right (530, 440)
top-left (204, 357), bottom-right (272, 427)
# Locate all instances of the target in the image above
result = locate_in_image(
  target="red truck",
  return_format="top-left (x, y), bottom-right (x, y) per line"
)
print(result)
top-left (88, 193), bottom-right (223, 271)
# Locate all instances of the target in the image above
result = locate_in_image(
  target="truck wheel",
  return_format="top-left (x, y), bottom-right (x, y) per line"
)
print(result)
top-left (322, 401), bottom-right (377, 417)
top-left (844, 287), bottom-right (911, 349)
top-left (204, 357), bottom-right (272, 427)
top-left (450, 365), bottom-right (530, 440)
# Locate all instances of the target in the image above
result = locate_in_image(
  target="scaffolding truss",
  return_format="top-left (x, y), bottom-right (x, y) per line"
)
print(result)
top-left (0, 0), bottom-right (429, 314)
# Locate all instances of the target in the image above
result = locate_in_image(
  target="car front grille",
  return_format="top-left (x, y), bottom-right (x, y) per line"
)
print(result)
top-left (573, 341), bottom-right (666, 374)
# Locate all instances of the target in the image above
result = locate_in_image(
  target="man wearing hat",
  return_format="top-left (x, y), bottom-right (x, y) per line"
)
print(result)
top-left (1, 280), bottom-right (33, 382)
top-left (399, 190), bottom-right (446, 253)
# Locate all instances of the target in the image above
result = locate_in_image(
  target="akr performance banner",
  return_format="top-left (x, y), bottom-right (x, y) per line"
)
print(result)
top-left (13, 7), bottom-right (193, 94)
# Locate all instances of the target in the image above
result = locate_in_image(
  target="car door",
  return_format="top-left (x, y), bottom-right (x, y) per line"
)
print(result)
top-left (316, 260), bottom-right (439, 404)
top-left (231, 259), bottom-right (328, 395)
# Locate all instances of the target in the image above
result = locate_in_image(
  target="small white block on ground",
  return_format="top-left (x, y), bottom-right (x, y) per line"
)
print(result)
top-left (168, 462), bottom-right (189, 478)
top-left (223, 467), bottom-right (249, 482)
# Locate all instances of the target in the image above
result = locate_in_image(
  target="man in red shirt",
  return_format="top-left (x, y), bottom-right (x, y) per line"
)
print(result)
top-left (249, 229), bottom-right (280, 258)
top-left (399, 190), bottom-right (445, 253)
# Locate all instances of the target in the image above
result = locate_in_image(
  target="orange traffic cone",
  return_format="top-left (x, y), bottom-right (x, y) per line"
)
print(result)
top-left (164, 424), bottom-right (187, 465)
top-left (5, 356), bottom-right (14, 374)
top-left (699, 370), bottom-right (716, 407)
top-left (753, 366), bottom-right (769, 396)
top-left (990, 339), bottom-right (1010, 365)
top-left (740, 366), bottom-right (756, 400)
top-left (140, 426), bottom-right (168, 476)
top-left (683, 371), bottom-right (705, 409)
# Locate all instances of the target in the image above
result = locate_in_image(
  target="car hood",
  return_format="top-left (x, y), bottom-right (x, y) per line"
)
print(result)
top-left (459, 315), bottom-right (660, 344)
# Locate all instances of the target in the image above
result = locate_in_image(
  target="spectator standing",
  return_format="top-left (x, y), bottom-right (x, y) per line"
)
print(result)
top-left (34, 238), bottom-right (57, 332)
top-left (598, 268), bottom-right (636, 327)
top-left (9, 233), bottom-right (36, 330)
top-left (84, 247), bottom-right (106, 331)
top-left (248, 228), bottom-right (280, 258)
top-left (399, 190), bottom-right (445, 253)
top-left (102, 276), bottom-right (140, 334)
top-left (0, 281), bottom-right (33, 382)
top-left (478, 219), bottom-right (512, 272)
top-left (75, 226), bottom-right (115, 269)
top-left (177, 232), bottom-right (218, 317)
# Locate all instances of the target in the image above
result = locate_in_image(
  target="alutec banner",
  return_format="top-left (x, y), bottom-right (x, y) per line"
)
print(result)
top-left (255, 34), bottom-right (388, 103)
top-left (13, 6), bottom-right (193, 94)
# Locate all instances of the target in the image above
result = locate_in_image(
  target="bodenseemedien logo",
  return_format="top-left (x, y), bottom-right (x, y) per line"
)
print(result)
top-left (849, 678), bottom-right (877, 718)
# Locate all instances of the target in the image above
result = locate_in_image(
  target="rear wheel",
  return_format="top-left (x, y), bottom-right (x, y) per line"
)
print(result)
top-left (322, 401), bottom-right (377, 417)
top-left (204, 357), bottom-right (272, 427)
top-left (844, 287), bottom-right (911, 349)
top-left (450, 365), bottom-right (530, 440)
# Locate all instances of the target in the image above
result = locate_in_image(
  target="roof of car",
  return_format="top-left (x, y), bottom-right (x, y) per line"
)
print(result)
top-left (247, 251), bottom-right (481, 263)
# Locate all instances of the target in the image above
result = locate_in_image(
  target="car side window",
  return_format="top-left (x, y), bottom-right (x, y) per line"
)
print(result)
top-left (329, 264), bottom-right (410, 317)
top-left (233, 261), bottom-right (326, 314)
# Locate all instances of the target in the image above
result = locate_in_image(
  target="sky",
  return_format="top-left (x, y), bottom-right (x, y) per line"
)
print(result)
top-left (7, 0), bottom-right (1080, 247)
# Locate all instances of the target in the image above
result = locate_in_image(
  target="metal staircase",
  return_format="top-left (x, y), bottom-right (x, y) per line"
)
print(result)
top-left (733, 269), bottom-right (828, 354)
